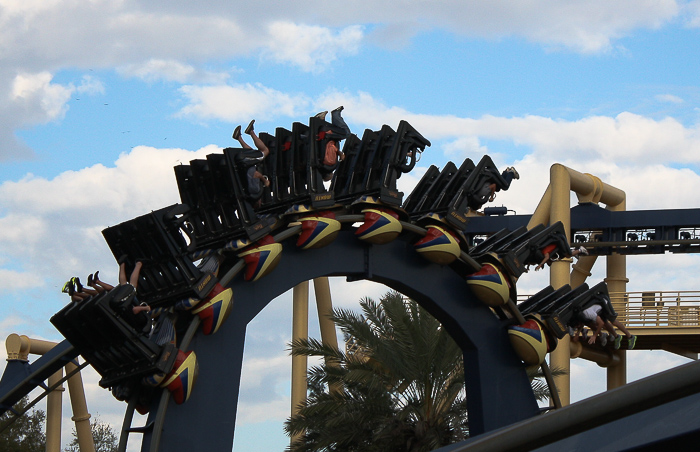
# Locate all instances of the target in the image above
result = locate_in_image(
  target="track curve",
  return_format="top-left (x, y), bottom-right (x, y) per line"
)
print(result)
top-left (140, 228), bottom-right (539, 452)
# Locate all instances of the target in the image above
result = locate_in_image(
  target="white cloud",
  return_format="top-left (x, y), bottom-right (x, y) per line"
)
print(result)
top-left (655, 93), bottom-right (685, 104)
top-left (76, 75), bottom-right (105, 95)
top-left (263, 22), bottom-right (364, 73)
top-left (0, 71), bottom-right (104, 161)
top-left (118, 59), bottom-right (231, 84)
top-left (0, 144), bottom-right (219, 308)
top-left (313, 92), bottom-right (700, 167)
top-left (177, 83), bottom-right (311, 122)
top-left (10, 71), bottom-right (73, 123)
top-left (684, 0), bottom-right (700, 27)
top-left (358, 0), bottom-right (679, 53)
top-left (0, 0), bottom-right (688, 161)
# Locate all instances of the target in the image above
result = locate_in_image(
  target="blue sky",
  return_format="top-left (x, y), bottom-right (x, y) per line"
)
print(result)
top-left (3, 1), bottom-right (700, 450)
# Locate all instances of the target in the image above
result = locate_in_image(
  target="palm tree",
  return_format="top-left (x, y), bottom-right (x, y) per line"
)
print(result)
top-left (284, 291), bottom-right (559, 452)
top-left (285, 291), bottom-right (467, 452)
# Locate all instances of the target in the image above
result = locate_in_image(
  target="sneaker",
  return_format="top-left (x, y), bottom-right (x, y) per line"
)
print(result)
top-left (600, 333), bottom-right (608, 347)
top-left (578, 246), bottom-right (589, 255)
top-left (614, 335), bottom-right (622, 350)
top-left (506, 167), bottom-right (520, 179)
top-left (232, 125), bottom-right (241, 140)
top-left (628, 335), bottom-right (637, 350)
top-left (244, 119), bottom-right (255, 135)
top-left (73, 277), bottom-right (83, 293)
top-left (61, 280), bottom-right (73, 294)
top-left (314, 111), bottom-right (327, 120)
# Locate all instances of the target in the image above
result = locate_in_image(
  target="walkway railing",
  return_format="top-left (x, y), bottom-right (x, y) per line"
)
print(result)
top-left (609, 291), bottom-right (700, 328)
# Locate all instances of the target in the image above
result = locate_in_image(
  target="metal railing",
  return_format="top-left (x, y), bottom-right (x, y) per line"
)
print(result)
top-left (609, 291), bottom-right (700, 328)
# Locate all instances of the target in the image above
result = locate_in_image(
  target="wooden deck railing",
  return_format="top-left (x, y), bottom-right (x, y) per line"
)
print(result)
top-left (609, 291), bottom-right (700, 328)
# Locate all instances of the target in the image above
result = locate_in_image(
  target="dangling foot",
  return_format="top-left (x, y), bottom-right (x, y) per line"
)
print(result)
top-left (578, 246), bottom-right (589, 255)
top-left (87, 273), bottom-right (94, 287)
top-left (232, 125), bottom-right (241, 140)
top-left (62, 279), bottom-right (73, 294)
top-left (332, 106), bottom-right (343, 113)
top-left (506, 167), bottom-right (520, 179)
top-left (244, 119), bottom-right (255, 135)
top-left (74, 277), bottom-right (83, 293)
top-left (314, 110), bottom-right (327, 120)
top-left (628, 335), bottom-right (637, 350)
top-left (614, 335), bottom-right (622, 350)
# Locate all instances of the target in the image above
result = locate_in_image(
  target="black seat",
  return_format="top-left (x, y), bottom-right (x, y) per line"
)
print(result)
top-left (50, 288), bottom-right (178, 389)
top-left (102, 205), bottom-right (218, 307)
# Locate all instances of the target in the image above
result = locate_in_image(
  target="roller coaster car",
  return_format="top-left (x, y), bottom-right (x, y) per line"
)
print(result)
top-left (213, 147), bottom-right (276, 240)
top-left (258, 127), bottom-right (293, 207)
top-left (255, 118), bottom-right (342, 214)
top-left (469, 226), bottom-right (531, 258)
top-left (491, 225), bottom-right (546, 256)
top-left (174, 156), bottom-right (247, 252)
top-left (102, 205), bottom-right (219, 307)
top-left (518, 284), bottom-right (590, 340)
top-left (569, 281), bottom-right (618, 323)
top-left (518, 282), bottom-right (616, 341)
top-left (379, 120), bottom-right (431, 206)
top-left (402, 164), bottom-right (442, 215)
top-left (329, 133), bottom-right (363, 200)
top-left (462, 155), bottom-right (514, 211)
top-left (308, 116), bottom-right (347, 206)
top-left (404, 159), bottom-right (478, 231)
top-left (406, 157), bottom-right (504, 232)
top-left (50, 285), bottom-right (178, 389)
top-left (468, 227), bottom-right (523, 257)
top-left (502, 222), bottom-right (569, 278)
top-left (334, 121), bottom-right (430, 207)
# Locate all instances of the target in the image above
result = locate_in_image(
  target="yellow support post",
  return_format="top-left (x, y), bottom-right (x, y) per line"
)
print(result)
top-left (291, 280), bottom-right (310, 444)
top-left (313, 277), bottom-right (341, 394)
top-left (548, 164), bottom-right (573, 406)
top-left (313, 277), bottom-right (339, 353)
top-left (605, 196), bottom-right (629, 389)
top-left (46, 370), bottom-right (64, 452)
top-left (66, 361), bottom-right (96, 452)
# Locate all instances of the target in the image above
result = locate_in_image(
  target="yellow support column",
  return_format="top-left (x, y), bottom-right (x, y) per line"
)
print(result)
top-left (291, 281), bottom-right (310, 445)
top-left (605, 196), bottom-right (628, 389)
top-left (66, 361), bottom-right (96, 452)
top-left (313, 277), bottom-right (341, 394)
top-left (46, 370), bottom-right (64, 452)
top-left (548, 164), bottom-right (573, 406)
top-left (313, 277), bottom-right (339, 353)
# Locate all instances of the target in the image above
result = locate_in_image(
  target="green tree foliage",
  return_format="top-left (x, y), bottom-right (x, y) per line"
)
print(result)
top-left (64, 416), bottom-right (118, 452)
top-left (285, 291), bottom-right (560, 452)
top-left (285, 291), bottom-right (469, 452)
top-left (0, 397), bottom-right (46, 452)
